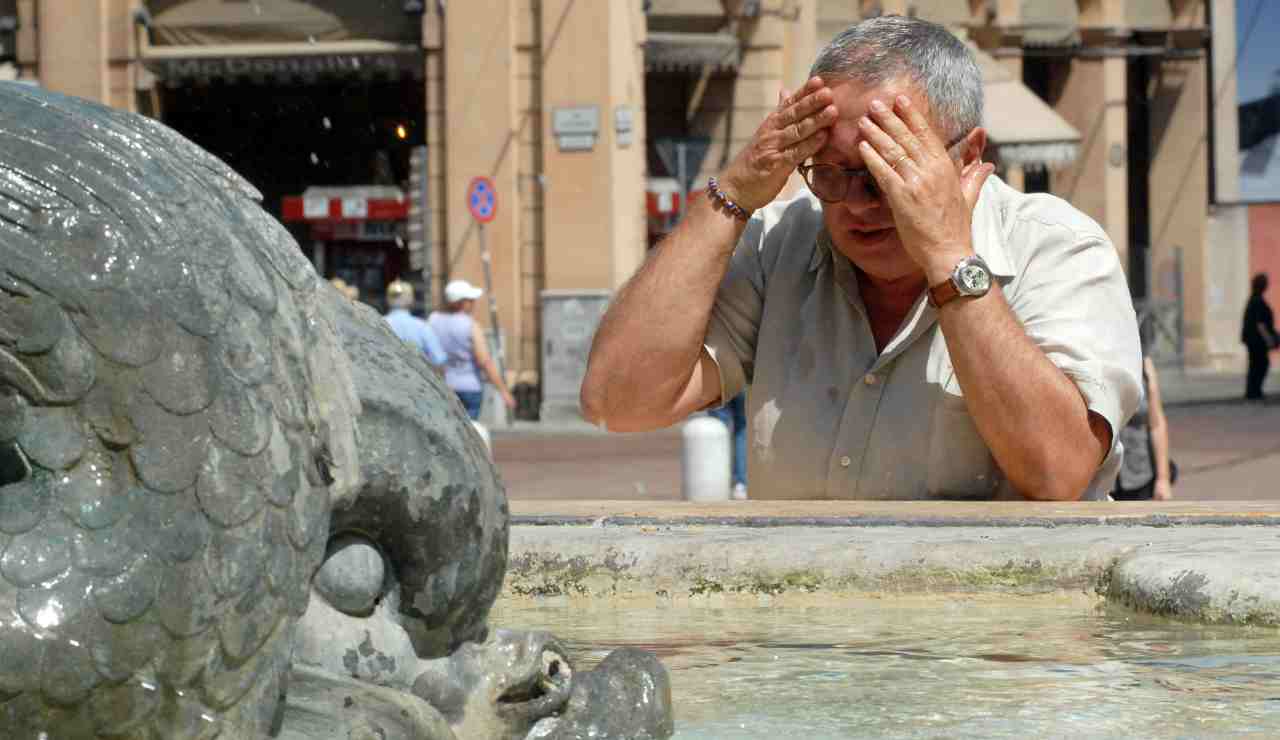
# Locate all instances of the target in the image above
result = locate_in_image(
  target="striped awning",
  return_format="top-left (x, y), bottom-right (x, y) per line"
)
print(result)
top-left (644, 31), bottom-right (740, 72)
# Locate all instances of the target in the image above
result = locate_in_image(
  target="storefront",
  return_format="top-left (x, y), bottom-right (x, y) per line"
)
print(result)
top-left (281, 185), bottom-right (411, 307)
top-left (136, 0), bottom-right (427, 308)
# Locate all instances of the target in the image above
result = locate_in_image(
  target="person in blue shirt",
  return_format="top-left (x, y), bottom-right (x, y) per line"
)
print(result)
top-left (383, 279), bottom-right (447, 369)
top-left (709, 391), bottom-right (749, 500)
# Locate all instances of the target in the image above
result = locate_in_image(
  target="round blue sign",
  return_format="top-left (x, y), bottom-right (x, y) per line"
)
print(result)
top-left (467, 176), bottom-right (497, 223)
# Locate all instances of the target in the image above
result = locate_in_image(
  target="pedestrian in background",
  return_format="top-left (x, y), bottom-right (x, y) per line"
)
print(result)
top-left (429, 279), bottom-right (516, 420)
top-left (709, 391), bottom-right (749, 500)
top-left (1112, 356), bottom-right (1174, 501)
top-left (1242, 273), bottom-right (1278, 402)
top-left (330, 277), bottom-right (360, 303)
top-left (384, 279), bottom-right (447, 370)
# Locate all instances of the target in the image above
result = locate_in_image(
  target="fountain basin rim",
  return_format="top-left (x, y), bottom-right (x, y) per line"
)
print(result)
top-left (505, 506), bottom-right (1280, 627)
top-left (510, 500), bottom-right (1280, 528)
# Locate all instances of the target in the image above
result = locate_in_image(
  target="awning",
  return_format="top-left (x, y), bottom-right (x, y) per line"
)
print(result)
top-left (138, 1), bottom-right (425, 84)
top-left (138, 1), bottom-right (423, 83)
top-left (282, 185), bottom-right (407, 222)
top-left (144, 0), bottom-right (419, 46)
top-left (977, 49), bottom-right (1081, 168)
top-left (1019, 0), bottom-right (1080, 47)
top-left (645, 31), bottom-right (740, 73)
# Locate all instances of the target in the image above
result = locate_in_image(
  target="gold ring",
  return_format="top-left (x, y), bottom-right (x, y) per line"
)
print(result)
top-left (892, 153), bottom-right (910, 170)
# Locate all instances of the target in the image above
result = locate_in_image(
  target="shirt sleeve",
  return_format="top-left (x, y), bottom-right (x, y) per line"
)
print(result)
top-left (1005, 230), bottom-right (1144, 480)
top-left (421, 324), bottom-right (448, 367)
top-left (702, 216), bottom-right (768, 406)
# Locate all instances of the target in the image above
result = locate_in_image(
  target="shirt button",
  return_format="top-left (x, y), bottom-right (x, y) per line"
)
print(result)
top-left (863, 373), bottom-right (879, 386)
top-left (839, 456), bottom-right (852, 468)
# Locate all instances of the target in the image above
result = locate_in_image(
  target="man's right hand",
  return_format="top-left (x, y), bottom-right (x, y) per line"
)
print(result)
top-left (719, 77), bottom-right (838, 212)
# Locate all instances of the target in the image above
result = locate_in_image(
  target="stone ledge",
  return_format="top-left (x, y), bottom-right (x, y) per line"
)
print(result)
top-left (509, 500), bottom-right (1280, 527)
top-left (504, 510), bottom-right (1280, 627)
top-left (1107, 544), bottom-right (1280, 627)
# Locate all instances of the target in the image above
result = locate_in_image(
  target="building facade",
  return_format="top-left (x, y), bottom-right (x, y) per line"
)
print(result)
top-left (6, 0), bottom-right (1262, 419)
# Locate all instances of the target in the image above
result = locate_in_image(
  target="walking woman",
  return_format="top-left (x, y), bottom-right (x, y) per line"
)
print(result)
top-left (1111, 356), bottom-right (1175, 500)
top-left (429, 280), bottom-right (516, 420)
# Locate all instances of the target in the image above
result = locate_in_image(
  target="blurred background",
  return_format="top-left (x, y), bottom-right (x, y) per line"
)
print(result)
top-left (4, 0), bottom-right (1278, 500)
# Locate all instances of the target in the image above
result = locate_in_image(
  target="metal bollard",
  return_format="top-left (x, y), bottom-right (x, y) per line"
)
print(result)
top-left (681, 413), bottom-right (731, 502)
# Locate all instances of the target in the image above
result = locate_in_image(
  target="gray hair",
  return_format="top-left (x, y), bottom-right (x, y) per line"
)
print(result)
top-left (810, 15), bottom-right (982, 141)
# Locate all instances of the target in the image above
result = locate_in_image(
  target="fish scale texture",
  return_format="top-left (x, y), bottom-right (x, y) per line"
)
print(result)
top-left (0, 83), bottom-right (507, 738)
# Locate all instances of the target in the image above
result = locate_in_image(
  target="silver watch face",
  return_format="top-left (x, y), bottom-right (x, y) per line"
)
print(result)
top-left (956, 261), bottom-right (991, 295)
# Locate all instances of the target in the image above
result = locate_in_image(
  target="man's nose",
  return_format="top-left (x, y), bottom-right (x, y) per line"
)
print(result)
top-left (840, 186), bottom-right (882, 215)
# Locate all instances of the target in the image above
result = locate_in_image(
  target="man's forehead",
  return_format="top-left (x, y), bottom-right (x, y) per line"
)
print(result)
top-left (828, 75), bottom-right (932, 119)
top-left (820, 76), bottom-right (937, 161)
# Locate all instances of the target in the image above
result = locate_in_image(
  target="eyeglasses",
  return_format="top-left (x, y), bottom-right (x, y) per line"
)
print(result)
top-left (797, 130), bottom-right (972, 204)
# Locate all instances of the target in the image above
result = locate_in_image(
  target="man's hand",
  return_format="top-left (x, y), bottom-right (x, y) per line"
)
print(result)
top-left (720, 77), bottom-right (838, 211)
top-left (1153, 479), bottom-right (1173, 501)
top-left (857, 95), bottom-right (993, 284)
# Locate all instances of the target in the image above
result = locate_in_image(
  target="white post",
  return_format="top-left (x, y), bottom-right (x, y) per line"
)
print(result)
top-left (681, 414), bottom-right (731, 502)
top-left (470, 420), bottom-right (492, 457)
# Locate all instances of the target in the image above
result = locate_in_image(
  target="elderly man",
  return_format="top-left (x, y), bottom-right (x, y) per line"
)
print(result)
top-left (384, 279), bottom-right (448, 370)
top-left (580, 16), bottom-right (1141, 501)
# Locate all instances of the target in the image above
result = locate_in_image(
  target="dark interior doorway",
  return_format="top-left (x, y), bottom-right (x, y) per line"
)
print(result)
top-left (158, 76), bottom-right (425, 220)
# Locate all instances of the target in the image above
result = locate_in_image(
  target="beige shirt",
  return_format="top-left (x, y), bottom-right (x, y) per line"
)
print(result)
top-left (704, 176), bottom-right (1142, 500)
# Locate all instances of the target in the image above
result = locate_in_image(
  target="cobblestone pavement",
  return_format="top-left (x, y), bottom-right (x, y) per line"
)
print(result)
top-left (492, 400), bottom-right (1280, 502)
top-left (1166, 400), bottom-right (1280, 500)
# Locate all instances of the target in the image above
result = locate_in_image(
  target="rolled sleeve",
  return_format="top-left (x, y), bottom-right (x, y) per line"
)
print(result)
top-left (1007, 233), bottom-right (1143, 461)
top-left (703, 217), bottom-right (767, 406)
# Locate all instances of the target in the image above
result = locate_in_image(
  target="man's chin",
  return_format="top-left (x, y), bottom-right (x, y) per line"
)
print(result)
top-left (832, 230), bottom-right (925, 283)
top-left (833, 227), bottom-right (901, 261)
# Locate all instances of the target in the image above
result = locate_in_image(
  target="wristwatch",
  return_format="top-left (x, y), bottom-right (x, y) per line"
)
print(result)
top-left (928, 255), bottom-right (992, 308)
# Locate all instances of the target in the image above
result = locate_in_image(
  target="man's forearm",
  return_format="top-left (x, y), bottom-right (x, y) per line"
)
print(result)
top-left (581, 196), bottom-right (745, 428)
top-left (938, 285), bottom-right (1106, 500)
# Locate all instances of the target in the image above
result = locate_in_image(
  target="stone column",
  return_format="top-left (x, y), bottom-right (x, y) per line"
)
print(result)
top-left (444, 0), bottom-right (521, 381)
top-left (422, 11), bottom-right (446, 309)
top-left (1051, 52), bottom-right (1130, 273)
top-left (25, 0), bottom-right (139, 110)
top-left (1148, 53), bottom-right (1210, 367)
top-left (36, 0), bottom-right (109, 101)
top-left (1205, 0), bottom-right (1250, 370)
top-left (539, 0), bottom-right (647, 293)
top-left (537, 0), bottom-right (646, 419)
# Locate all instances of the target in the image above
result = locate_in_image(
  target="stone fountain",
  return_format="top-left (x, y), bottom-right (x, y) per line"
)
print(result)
top-left (0, 82), bottom-right (672, 739)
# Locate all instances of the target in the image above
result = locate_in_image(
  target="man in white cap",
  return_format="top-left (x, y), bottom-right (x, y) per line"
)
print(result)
top-left (429, 279), bottom-right (516, 420)
top-left (383, 279), bottom-right (447, 369)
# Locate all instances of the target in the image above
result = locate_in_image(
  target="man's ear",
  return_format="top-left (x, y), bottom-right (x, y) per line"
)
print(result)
top-left (962, 128), bottom-right (988, 167)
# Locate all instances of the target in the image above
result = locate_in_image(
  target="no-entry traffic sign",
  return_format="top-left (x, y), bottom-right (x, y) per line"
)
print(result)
top-left (466, 176), bottom-right (497, 223)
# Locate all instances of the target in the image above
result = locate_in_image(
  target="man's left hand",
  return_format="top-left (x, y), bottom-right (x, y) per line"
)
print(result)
top-left (857, 95), bottom-right (993, 285)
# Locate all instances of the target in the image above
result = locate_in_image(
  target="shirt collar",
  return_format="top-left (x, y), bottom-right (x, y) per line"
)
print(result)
top-left (969, 176), bottom-right (1016, 279)
top-left (805, 175), bottom-right (1016, 279)
top-left (808, 229), bottom-right (834, 273)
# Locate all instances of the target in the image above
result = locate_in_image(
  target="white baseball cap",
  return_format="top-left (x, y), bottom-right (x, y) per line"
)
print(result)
top-left (444, 279), bottom-right (483, 303)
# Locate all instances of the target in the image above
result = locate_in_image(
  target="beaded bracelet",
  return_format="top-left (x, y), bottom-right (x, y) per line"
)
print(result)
top-left (707, 177), bottom-right (753, 222)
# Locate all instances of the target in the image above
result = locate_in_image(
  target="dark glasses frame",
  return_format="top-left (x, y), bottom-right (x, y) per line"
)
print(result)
top-left (797, 130), bottom-right (974, 204)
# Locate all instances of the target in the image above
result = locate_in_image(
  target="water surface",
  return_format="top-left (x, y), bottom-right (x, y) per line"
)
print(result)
top-left (492, 595), bottom-right (1280, 738)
